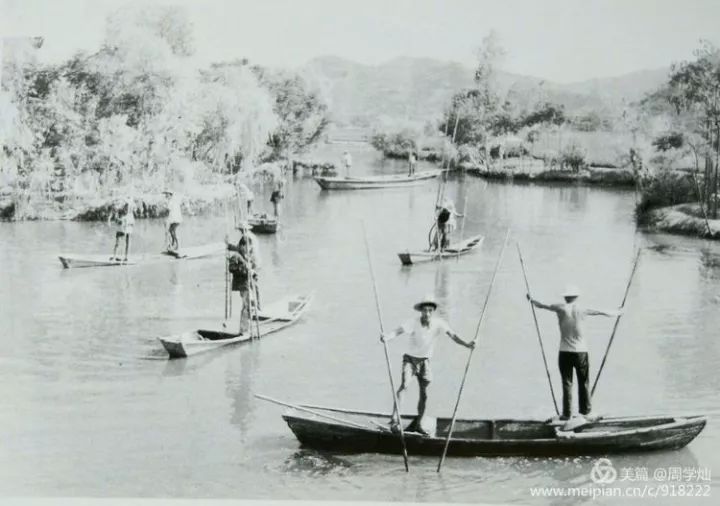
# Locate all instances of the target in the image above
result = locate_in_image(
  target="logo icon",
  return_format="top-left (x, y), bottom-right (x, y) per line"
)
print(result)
top-left (590, 458), bottom-right (617, 484)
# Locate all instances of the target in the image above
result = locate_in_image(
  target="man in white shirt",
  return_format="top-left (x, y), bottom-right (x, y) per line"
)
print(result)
top-left (164, 191), bottom-right (183, 252)
top-left (528, 285), bottom-right (622, 421)
top-left (342, 151), bottom-right (352, 178)
top-left (380, 294), bottom-right (474, 434)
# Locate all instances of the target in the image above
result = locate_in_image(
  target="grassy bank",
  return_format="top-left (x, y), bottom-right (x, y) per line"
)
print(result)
top-left (0, 183), bottom-right (237, 222)
top-left (463, 158), bottom-right (636, 187)
top-left (642, 203), bottom-right (720, 239)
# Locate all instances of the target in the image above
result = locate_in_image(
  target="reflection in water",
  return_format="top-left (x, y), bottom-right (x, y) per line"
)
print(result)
top-left (434, 263), bottom-right (450, 318)
top-left (226, 343), bottom-right (262, 436)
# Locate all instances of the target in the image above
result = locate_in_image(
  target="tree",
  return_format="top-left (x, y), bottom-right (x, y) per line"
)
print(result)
top-left (662, 40), bottom-right (720, 217)
top-left (254, 68), bottom-right (329, 159)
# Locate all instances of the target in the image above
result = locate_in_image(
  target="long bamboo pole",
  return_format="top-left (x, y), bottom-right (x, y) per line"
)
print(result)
top-left (437, 228), bottom-right (510, 472)
top-left (516, 243), bottom-right (560, 415)
top-left (361, 222), bottom-right (410, 472)
top-left (591, 248), bottom-right (642, 395)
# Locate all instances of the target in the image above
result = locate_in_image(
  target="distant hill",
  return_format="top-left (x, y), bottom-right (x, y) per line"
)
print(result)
top-left (300, 56), bottom-right (669, 128)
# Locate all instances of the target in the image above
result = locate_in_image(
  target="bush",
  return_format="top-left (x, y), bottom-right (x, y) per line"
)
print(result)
top-left (635, 170), bottom-right (697, 225)
top-left (560, 143), bottom-right (586, 172)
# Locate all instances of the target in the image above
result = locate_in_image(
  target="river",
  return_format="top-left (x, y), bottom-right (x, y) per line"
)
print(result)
top-left (1, 143), bottom-right (718, 504)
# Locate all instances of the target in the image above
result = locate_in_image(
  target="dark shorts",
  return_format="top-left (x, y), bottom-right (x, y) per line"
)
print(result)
top-left (401, 354), bottom-right (432, 386)
top-left (115, 231), bottom-right (126, 238)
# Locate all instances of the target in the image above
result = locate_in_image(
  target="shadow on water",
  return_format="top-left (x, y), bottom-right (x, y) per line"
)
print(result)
top-left (281, 449), bottom-right (354, 476)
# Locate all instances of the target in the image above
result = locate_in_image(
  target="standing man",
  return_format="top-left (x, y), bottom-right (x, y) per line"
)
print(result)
top-left (237, 181), bottom-right (254, 221)
top-left (164, 191), bottom-right (182, 253)
top-left (380, 294), bottom-right (474, 435)
top-left (527, 285), bottom-right (622, 421)
top-left (434, 198), bottom-right (462, 251)
top-left (408, 151), bottom-right (417, 176)
top-left (270, 180), bottom-right (285, 219)
top-left (342, 150), bottom-right (352, 178)
top-left (226, 223), bottom-right (261, 334)
top-left (110, 196), bottom-right (135, 261)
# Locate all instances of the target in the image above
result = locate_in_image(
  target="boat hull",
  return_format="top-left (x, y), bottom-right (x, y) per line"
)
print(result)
top-left (58, 243), bottom-right (225, 269)
top-left (398, 235), bottom-right (484, 265)
top-left (249, 216), bottom-right (278, 234)
top-left (158, 293), bottom-right (312, 358)
top-left (315, 170), bottom-right (440, 190)
top-left (281, 406), bottom-right (707, 457)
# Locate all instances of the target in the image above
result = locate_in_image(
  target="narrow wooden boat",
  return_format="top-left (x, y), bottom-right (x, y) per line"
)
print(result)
top-left (248, 214), bottom-right (279, 234)
top-left (58, 242), bottom-right (225, 269)
top-left (158, 293), bottom-right (312, 358)
top-left (279, 404), bottom-right (707, 457)
top-left (398, 234), bottom-right (484, 265)
top-left (314, 170), bottom-right (441, 190)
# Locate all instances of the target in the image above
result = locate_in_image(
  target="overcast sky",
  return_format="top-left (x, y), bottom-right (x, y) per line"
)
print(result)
top-left (2, 0), bottom-right (719, 83)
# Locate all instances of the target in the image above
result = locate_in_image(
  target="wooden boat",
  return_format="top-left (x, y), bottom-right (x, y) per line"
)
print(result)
top-left (58, 242), bottom-right (225, 269)
top-left (314, 170), bottom-right (441, 190)
top-left (398, 234), bottom-right (484, 265)
top-left (248, 214), bottom-right (278, 234)
top-left (279, 404), bottom-right (707, 457)
top-left (158, 293), bottom-right (312, 358)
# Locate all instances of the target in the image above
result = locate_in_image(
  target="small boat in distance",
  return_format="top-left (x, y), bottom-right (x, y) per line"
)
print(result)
top-left (58, 242), bottom-right (225, 269)
top-left (276, 403), bottom-right (707, 457)
top-left (248, 214), bottom-right (278, 234)
top-left (398, 234), bottom-right (484, 265)
top-left (314, 170), bottom-right (441, 190)
top-left (158, 293), bottom-right (312, 358)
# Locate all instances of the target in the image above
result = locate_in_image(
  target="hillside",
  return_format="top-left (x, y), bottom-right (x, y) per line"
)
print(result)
top-left (300, 56), bottom-right (669, 127)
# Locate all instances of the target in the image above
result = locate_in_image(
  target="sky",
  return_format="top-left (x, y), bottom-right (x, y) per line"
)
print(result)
top-left (1, 0), bottom-right (719, 83)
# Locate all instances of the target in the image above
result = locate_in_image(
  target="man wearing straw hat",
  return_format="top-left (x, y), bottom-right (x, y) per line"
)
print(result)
top-left (225, 222), bottom-right (261, 334)
top-left (527, 285), bottom-right (622, 422)
top-left (381, 294), bottom-right (474, 434)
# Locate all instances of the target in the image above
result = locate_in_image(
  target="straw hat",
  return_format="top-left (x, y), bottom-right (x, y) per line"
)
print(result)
top-left (413, 294), bottom-right (438, 311)
top-left (562, 284), bottom-right (581, 298)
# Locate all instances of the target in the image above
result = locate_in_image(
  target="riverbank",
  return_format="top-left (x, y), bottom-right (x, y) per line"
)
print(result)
top-left (642, 203), bottom-right (720, 239)
top-left (462, 158), bottom-right (636, 187)
top-left (0, 183), bottom-right (237, 222)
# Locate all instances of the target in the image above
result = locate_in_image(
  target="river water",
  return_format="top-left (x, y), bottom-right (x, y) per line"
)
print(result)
top-left (1, 143), bottom-right (718, 504)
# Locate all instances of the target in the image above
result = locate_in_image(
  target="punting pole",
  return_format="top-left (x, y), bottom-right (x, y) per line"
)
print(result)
top-left (362, 221), bottom-right (410, 472)
top-left (255, 394), bottom-right (382, 432)
top-left (516, 243), bottom-right (560, 416)
top-left (437, 228), bottom-right (510, 473)
top-left (591, 248), bottom-right (642, 395)
top-left (457, 194), bottom-right (469, 261)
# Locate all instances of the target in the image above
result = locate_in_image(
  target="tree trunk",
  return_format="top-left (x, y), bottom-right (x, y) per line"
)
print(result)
top-left (714, 125), bottom-right (720, 219)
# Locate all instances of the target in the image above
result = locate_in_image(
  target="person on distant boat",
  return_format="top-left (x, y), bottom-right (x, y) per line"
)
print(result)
top-left (270, 180), bottom-right (285, 219)
top-left (434, 199), bottom-right (462, 251)
top-left (342, 151), bottom-right (352, 178)
top-left (237, 181), bottom-right (254, 220)
top-left (109, 196), bottom-right (135, 261)
top-left (408, 151), bottom-right (417, 176)
top-left (164, 191), bottom-right (182, 252)
top-left (226, 223), bottom-right (261, 334)
top-left (527, 285), bottom-right (622, 422)
top-left (380, 294), bottom-right (474, 435)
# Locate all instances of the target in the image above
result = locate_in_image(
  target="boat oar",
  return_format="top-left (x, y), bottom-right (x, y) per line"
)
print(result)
top-left (254, 394), bottom-right (383, 432)
top-left (516, 243), bottom-right (560, 416)
top-left (591, 248), bottom-right (642, 395)
top-left (362, 221), bottom-right (410, 472)
top-left (437, 227), bottom-right (510, 473)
